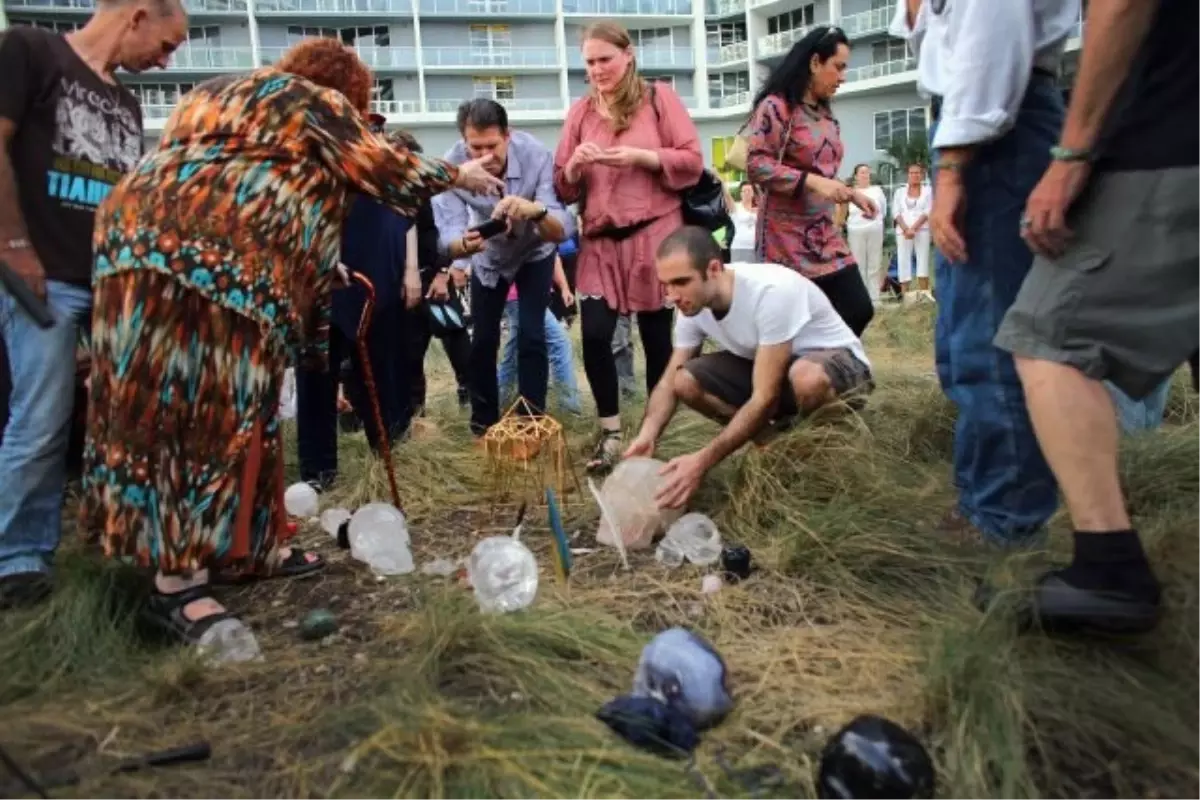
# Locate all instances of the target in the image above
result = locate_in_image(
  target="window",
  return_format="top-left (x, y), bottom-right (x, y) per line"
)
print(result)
top-left (707, 70), bottom-right (749, 100)
top-left (872, 107), bottom-right (927, 151)
top-left (711, 136), bottom-right (745, 185)
top-left (287, 25), bottom-right (338, 41)
top-left (187, 25), bottom-right (221, 44)
top-left (705, 21), bottom-right (746, 48)
top-left (468, 0), bottom-right (510, 10)
top-left (18, 19), bottom-right (82, 33)
top-left (469, 24), bottom-right (512, 52)
top-left (132, 82), bottom-right (196, 108)
top-left (473, 76), bottom-right (515, 101)
top-left (871, 38), bottom-right (908, 64)
top-left (766, 5), bottom-right (814, 35)
top-left (373, 79), bottom-right (394, 102)
top-left (341, 25), bottom-right (390, 47)
top-left (642, 73), bottom-right (675, 87)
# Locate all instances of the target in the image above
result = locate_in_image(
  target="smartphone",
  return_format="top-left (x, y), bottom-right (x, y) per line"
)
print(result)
top-left (468, 218), bottom-right (508, 239)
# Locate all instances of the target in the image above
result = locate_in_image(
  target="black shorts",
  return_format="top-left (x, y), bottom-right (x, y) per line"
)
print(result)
top-left (683, 348), bottom-right (873, 417)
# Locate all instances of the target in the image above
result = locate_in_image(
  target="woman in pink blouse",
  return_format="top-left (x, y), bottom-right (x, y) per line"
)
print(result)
top-left (554, 20), bottom-right (704, 472)
top-left (746, 25), bottom-right (878, 336)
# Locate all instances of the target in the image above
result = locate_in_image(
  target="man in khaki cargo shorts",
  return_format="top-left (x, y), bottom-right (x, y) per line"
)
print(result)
top-left (990, 0), bottom-right (1197, 636)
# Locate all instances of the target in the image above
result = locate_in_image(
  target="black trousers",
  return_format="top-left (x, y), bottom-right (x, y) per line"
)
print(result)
top-left (295, 308), bottom-right (408, 486)
top-left (580, 298), bottom-right (673, 418)
top-left (812, 267), bottom-right (875, 337)
top-left (549, 250), bottom-right (578, 322)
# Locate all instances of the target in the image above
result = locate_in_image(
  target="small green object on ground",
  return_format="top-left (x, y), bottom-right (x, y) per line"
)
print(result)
top-left (300, 609), bottom-right (338, 641)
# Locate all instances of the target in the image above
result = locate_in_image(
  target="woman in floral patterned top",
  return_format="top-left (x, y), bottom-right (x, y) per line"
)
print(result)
top-left (82, 39), bottom-right (502, 659)
top-left (746, 26), bottom-right (879, 336)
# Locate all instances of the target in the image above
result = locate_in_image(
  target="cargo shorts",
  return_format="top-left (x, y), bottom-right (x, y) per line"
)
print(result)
top-left (683, 348), bottom-right (873, 418)
top-left (995, 166), bottom-right (1199, 399)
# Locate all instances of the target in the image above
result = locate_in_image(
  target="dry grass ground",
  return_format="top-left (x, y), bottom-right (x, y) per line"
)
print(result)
top-left (1, 307), bottom-right (1196, 798)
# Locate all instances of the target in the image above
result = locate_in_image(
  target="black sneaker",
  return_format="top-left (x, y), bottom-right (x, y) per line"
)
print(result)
top-left (975, 570), bottom-right (1160, 636)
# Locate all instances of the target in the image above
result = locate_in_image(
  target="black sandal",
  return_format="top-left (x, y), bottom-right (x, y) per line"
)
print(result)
top-left (141, 584), bottom-right (241, 646)
top-left (585, 429), bottom-right (623, 475)
top-left (212, 547), bottom-right (326, 586)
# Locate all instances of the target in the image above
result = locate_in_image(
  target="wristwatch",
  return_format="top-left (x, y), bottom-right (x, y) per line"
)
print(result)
top-left (1, 237), bottom-right (31, 252)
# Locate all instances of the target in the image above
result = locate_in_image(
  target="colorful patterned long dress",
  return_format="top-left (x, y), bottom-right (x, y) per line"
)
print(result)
top-left (82, 69), bottom-right (458, 576)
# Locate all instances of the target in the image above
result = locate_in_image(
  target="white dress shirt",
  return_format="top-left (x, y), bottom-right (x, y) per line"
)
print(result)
top-left (890, 0), bottom-right (1080, 149)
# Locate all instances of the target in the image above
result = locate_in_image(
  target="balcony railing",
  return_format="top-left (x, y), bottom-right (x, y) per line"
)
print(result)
top-left (142, 104), bottom-right (177, 120)
top-left (167, 45), bottom-right (256, 70)
top-left (709, 91), bottom-right (749, 109)
top-left (422, 46), bottom-right (560, 68)
top-left (425, 97), bottom-right (563, 112)
top-left (259, 45), bottom-right (418, 67)
top-left (705, 0), bottom-right (744, 15)
top-left (562, 0), bottom-right (692, 15)
top-left (3, 0), bottom-right (94, 10)
top-left (839, 4), bottom-right (894, 38)
top-left (254, 0), bottom-right (407, 11)
top-left (844, 56), bottom-right (916, 83)
top-left (757, 23), bottom-right (823, 58)
top-left (707, 40), bottom-right (748, 64)
top-left (418, 0), bottom-right (557, 14)
top-left (371, 99), bottom-right (423, 114)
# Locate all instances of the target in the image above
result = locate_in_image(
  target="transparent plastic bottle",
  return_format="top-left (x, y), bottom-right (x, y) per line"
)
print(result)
top-left (467, 536), bottom-right (538, 613)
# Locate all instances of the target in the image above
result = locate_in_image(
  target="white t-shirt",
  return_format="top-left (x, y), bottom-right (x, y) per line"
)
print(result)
top-left (729, 202), bottom-right (758, 250)
top-left (846, 185), bottom-right (887, 231)
top-left (892, 184), bottom-right (933, 229)
top-left (673, 263), bottom-right (870, 370)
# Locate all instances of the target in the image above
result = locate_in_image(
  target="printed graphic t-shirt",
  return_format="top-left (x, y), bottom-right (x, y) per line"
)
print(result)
top-left (0, 26), bottom-right (143, 286)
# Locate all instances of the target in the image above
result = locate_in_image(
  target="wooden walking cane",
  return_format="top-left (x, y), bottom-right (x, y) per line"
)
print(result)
top-left (350, 271), bottom-right (403, 513)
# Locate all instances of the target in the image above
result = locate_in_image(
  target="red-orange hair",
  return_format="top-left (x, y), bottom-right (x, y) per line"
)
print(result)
top-left (276, 37), bottom-right (373, 114)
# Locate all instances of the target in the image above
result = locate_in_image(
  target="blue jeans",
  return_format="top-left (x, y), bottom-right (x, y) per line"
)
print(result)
top-left (932, 75), bottom-right (1062, 544)
top-left (1108, 379), bottom-right (1171, 434)
top-left (499, 300), bottom-right (581, 414)
top-left (0, 280), bottom-right (92, 579)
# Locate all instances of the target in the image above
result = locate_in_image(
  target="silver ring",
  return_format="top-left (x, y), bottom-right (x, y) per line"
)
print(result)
top-left (1019, 216), bottom-right (1031, 229)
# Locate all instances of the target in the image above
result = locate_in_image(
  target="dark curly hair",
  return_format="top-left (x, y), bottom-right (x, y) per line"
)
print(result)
top-left (385, 128), bottom-right (423, 153)
top-left (276, 37), bottom-right (373, 114)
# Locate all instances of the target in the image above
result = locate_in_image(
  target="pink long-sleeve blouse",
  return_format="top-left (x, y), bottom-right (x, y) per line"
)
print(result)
top-left (553, 82), bottom-right (704, 313)
top-left (747, 93), bottom-right (856, 280)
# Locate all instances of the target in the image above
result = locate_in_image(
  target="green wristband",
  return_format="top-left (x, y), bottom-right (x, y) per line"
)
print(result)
top-left (1050, 145), bottom-right (1091, 162)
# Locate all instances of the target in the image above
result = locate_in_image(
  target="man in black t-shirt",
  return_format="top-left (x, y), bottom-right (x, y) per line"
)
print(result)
top-left (993, 0), bottom-right (1198, 635)
top-left (0, 0), bottom-right (187, 609)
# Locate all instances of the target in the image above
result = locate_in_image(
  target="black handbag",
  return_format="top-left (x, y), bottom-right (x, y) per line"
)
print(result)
top-left (649, 85), bottom-right (734, 234)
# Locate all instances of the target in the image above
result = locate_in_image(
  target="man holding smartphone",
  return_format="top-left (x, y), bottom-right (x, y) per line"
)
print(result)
top-left (433, 99), bottom-right (574, 436)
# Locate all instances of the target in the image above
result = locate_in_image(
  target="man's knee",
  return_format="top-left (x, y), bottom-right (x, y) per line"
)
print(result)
top-left (789, 359), bottom-right (833, 406)
top-left (672, 366), bottom-right (706, 406)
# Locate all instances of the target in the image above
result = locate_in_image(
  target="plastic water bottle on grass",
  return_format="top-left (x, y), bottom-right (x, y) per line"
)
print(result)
top-left (348, 502), bottom-right (413, 575)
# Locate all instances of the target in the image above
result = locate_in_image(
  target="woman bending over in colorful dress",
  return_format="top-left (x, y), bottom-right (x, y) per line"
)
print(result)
top-left (82, 38), bottom-right (503, 661)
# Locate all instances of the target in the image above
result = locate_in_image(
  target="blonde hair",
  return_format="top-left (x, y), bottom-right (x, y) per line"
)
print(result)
top-left (580, 20), bottom-right (646, 133)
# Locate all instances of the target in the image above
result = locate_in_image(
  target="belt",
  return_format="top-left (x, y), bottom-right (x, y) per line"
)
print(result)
top-left (929, 65), bottom-right (1057, 122)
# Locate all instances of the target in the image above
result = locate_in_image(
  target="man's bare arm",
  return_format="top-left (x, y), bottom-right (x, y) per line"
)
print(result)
top-left (0, 120), bottom-right (30, 243)
top-left (1059, 0), bottom-right (1158, 152)
top-left (638, 346), bottom-right (700, 442)
top-left (697, 342), bottom-right (791, 469)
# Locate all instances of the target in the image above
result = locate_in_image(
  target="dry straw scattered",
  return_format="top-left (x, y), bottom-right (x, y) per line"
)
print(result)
top-left (1, 307), bottom-right (1196, 798)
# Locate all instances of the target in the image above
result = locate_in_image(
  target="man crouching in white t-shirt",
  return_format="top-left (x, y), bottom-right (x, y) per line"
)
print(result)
top-left (625, 226), bottom-right (874, 509)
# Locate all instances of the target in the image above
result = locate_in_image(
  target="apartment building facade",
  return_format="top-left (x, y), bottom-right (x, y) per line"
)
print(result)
top-left (2, 0), bottom-right (1082, 183)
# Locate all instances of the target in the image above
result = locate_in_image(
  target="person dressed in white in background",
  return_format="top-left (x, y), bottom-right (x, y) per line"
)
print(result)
top-left (844, 164), bottom-right (887, 303)
top-left (891, 162), bottom-right (933, 302)
top-left (728, 181), bottom-right (760, 263)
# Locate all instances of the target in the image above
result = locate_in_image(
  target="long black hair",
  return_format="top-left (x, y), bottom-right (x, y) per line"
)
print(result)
top-left (750, 25), bottom-right (850, 112)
